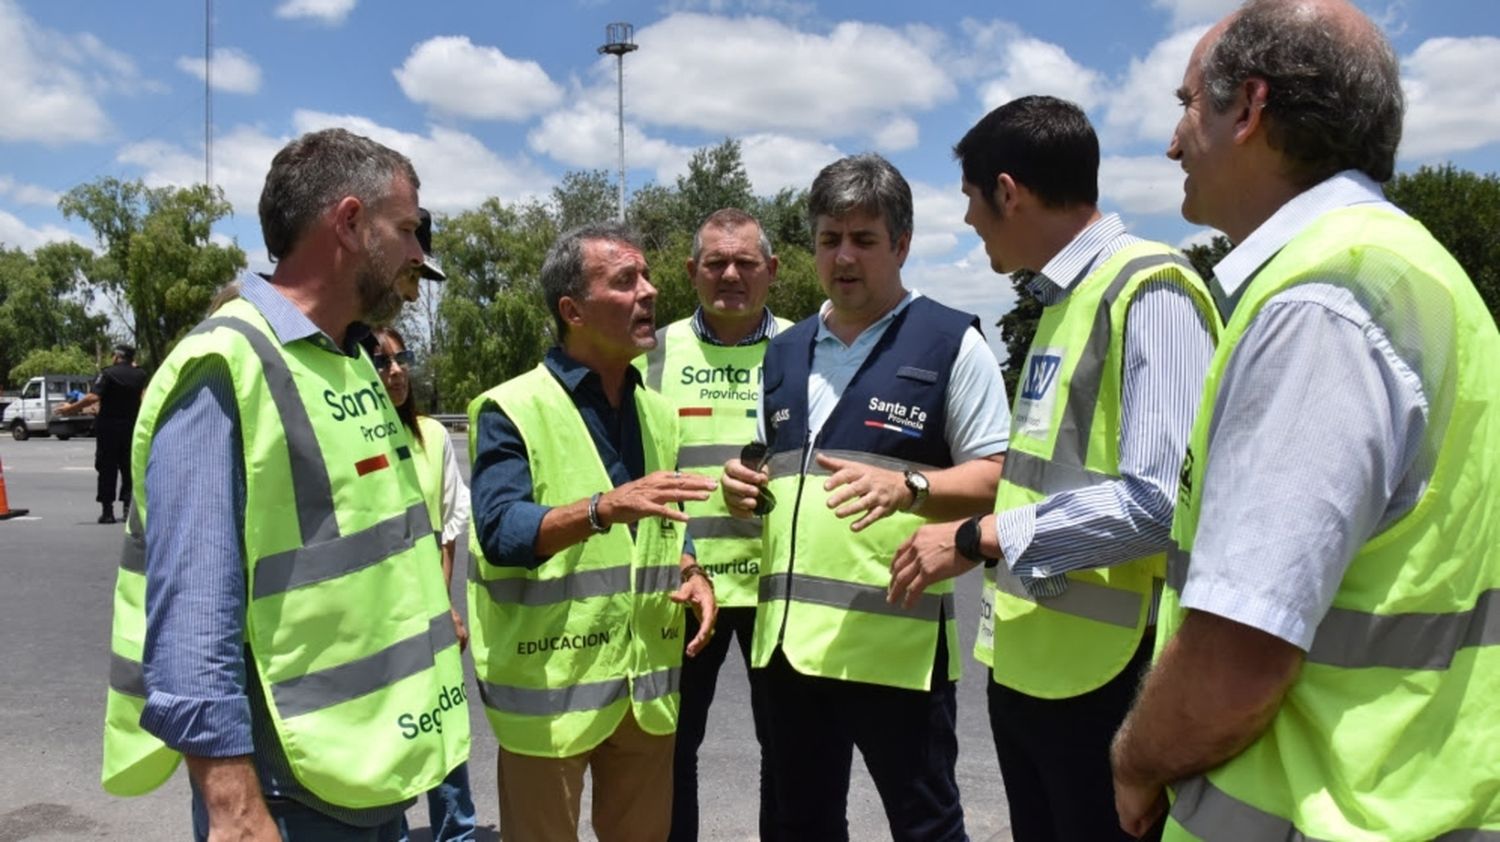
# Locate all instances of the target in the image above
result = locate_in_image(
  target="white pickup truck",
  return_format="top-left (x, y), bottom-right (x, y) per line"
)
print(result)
top-left (1, 374), bottom-right (96, 440)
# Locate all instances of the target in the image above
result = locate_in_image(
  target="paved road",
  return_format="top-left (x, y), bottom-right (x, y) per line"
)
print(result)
top-left (0, 436), bottom-right (1012, 841)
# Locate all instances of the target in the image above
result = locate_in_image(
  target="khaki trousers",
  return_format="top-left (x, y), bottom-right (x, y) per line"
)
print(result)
top-left (497, 708), bottom-right (674, 842)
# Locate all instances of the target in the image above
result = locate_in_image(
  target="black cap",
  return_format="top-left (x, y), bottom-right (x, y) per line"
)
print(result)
top-left (416, 208), bottom-right (446, 281)
top-left (113, 343), bottom-right (136, 362)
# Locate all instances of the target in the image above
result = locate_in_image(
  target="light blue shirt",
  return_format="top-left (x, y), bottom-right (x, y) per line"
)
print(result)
top-left (1179, 171), bottom-right (1435, 650)
top-left (994, 214), bottom-right (1216, 600)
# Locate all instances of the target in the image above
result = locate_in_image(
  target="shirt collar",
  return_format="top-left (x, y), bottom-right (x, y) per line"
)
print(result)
top-left (1031, 213), bottom-right (1129, 298)
top-left (238, 271), bottom-right (368, 357)
top-left (544, 346), bottom-right (643, 395)
top-left (814, 290), bottom-right (917, 346)
top-left (690, 306), bottom-right (780, 346)
top-left (1211, 170), bottom-right (1400, 306)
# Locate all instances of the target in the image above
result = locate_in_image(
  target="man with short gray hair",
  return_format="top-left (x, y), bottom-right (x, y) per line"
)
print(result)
top-left (1111, 1), bottom-right (1500, 838)
top-left (468, 222), bottom-right (719, 842)
top-left (722, 154), bottom-right (1011, 840)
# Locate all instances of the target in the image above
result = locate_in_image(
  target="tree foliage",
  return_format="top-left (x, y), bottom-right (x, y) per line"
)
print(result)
top-left (996, 270), bottom-right (1042, 398)
top-left (1385, 164), bottom-right (1500, 323)
top-left (0, 242), bottom-right (109, 389)
top-left (59, 178), bottom-right (246, 366)
top-left (9, 346), bottom-right (99, 385)
top-left (1183, 234), bottom-right (1233, 282)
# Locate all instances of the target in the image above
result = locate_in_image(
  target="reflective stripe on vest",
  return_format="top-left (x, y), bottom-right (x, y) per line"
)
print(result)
top-left (760, 572), bottom-right (956, 623)
top-left (473, 564), bottom-right (679, 606)
top-left (479, 667), bottom-right (681, 717)
top-left (980, 247), bottom-right (1215, 700)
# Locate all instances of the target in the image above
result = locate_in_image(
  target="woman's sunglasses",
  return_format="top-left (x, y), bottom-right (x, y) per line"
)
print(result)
top-left (372, 349), bottom-right (416, 371)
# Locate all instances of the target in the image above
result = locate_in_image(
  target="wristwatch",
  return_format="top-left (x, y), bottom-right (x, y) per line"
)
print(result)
top-left (903, 469), bottom-right (930, 511)
top-left (956, 515), bottom-right (1000, 568)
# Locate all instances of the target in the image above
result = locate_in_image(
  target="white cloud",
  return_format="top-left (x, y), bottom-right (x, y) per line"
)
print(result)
top-left (1149, 0), bottom-right (1238, 27)
top-left (0, 175), bottom-right (61, 207)
top-left (274, 0), bottom-right (356, 25)
top-left (660, 0), bottom-right (816, 17)
top-left (292, 111), bottom-right (555, 212)
top-left (909, 179), bottom-right (971, 260)
top-left (0, 0), bottom-right (115, 142)
top-left (1102, 26), bottom-right (1207, 148)
top-left (395, 36), bottom-right (563, 121)
top-left (1100, 155), bottom-right (1188, 217)
top-left (738, 134), bottom-right (842, 195)
top-left (0, 208), bottom-right (83, 251)
top-left (907, 247), bottom-right (1018, 364)
top-left (176, 47), bottom-right (263, 95)
top-left (527, 103), bottom-right (690, 180)
top-left (1176, 227), bottom-right (1226, 251)
top-left (977, 37), bottom-right (1105, 113)
top-left (872, 117), bottom-right (920, 152)
top-left (1400, 36), bottom-right (1500, 160)
top-left (120, 125), bottom-right (288, 218)
top-left (620, 13), bottom-right (954, 147)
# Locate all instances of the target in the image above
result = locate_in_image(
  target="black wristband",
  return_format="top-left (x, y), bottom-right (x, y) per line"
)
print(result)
top-left (956, 515), bottom-right (999, 568)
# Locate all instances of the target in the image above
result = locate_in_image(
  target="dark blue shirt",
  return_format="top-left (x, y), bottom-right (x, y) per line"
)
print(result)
top-left (471, 346), bottom-right (693, 568)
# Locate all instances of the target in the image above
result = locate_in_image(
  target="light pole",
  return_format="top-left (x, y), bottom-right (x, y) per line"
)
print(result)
top-left (598, 23), bottom-right (638, 223)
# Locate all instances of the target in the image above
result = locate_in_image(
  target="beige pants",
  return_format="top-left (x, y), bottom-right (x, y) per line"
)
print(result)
top-left (496, 708), bottom-right (674, 842)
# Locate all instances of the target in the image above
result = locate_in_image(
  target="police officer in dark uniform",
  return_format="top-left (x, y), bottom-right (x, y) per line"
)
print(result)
top-left (59, 344), bottom-right (149, 523)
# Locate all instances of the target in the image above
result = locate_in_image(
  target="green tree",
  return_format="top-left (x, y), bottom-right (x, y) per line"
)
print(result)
top-left (676, 139), bottom-right (756, 227)
top-left (59, 178), bottom-right (246, 365)
top-left (0, 242), bottom-right (109, 388)
top-left (552, 169), bottom-right (619, 231)
top-left (1183, 234), bottom-right (1233, 282)
top-left (996, 270), bottom-right (1042, 398)
top-left (1385, 164), bottom-right (1500, 323)
top-left (9, 346), bottom-right (99, 385)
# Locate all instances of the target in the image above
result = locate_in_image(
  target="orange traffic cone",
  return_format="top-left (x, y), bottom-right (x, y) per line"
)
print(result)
top-left (0, 453), bottom-right (30, 520)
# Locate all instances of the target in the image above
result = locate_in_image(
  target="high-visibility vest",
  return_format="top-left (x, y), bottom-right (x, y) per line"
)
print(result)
top-left (466, 364), bottom-right (687, 758)
top-left (102, 299), bottom-right (469, 807)
top-left (635, 316), bottom-right (791, 608)
top-left (1159, 206), bottom-right (1500, 840)
top-left (975, 243), bottom-right (1219, 699)
top-left (413, 415), bottom-right (450, 534)
top-left (751, 297), bottom-right (976, 691)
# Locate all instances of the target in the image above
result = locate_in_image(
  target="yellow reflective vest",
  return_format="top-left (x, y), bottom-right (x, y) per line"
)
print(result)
top-left (635, 316), bottom-right (790, 608)
top-left (466, 363), bottom-right (687, 757)
top-left (976, 242), bottom-right (1219, 699)
top-left (1159, 206), bottom-right (1500, 840)
top-left (102, 299), bottom-right (469, 807)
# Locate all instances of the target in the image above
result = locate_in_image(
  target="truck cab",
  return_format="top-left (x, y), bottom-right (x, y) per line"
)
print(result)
top-left (1, 374), bottom-right (96, 440)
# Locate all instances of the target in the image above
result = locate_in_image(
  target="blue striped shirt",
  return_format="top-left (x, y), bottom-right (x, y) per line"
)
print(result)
top-left (138, 271), bottom-right (409, 825)
top-left (995, 214), bottom-right (1216, 599)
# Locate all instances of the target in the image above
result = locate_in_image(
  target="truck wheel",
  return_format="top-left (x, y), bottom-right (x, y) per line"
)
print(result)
top-left (10, 419), bottom-right (28, 441)
top-left (57, 433), bottom-right (72, 441)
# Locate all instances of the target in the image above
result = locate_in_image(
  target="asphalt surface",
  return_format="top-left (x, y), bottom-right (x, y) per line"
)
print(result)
top-left (0, 435), bottom-right (1012, 841)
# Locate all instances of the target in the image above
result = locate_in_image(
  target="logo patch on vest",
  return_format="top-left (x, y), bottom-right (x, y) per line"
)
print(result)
top-left (1015, 348), bottom-right (1065, 438)
top-left (864, 396), bottom-right (926, 438)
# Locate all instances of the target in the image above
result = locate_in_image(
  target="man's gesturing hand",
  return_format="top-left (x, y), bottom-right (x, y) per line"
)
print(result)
top-left (598, 470), bottom-right (715, 526)
top-left (888, 520), bottom-right (976, 609)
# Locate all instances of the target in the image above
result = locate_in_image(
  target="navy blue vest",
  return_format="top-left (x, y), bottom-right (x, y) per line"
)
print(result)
top-left (763, 296), bottom-right (978, 470)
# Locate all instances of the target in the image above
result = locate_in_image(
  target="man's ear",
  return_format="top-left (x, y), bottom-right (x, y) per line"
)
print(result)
top-left (685, 257), bottom-right (698, 278)
top-left (1235, 77), bottom-right (1271, 145)
top-left (996, 173), bottom-right (1020, 215)
top-left (558, 295), bottom-right (586, 331)
top-left (332, 195), bottom-right (364, 253)
top-left (766, 254), bottom-right (779, 282)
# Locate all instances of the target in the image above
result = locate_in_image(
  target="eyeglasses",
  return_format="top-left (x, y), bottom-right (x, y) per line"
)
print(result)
top-left (739, 441), bottom-right (776, 516)
top-left (372, 349), bottom-right (416, 371)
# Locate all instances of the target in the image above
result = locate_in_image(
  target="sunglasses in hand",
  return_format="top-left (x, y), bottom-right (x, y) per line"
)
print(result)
top-left (739, 441), bottom-right (776, 516)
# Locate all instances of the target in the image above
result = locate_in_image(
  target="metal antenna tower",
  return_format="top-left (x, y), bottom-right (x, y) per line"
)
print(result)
top-left (205, 0), bottom-right (213, 190)
top-left (597, 23), bottom-right (638, 222)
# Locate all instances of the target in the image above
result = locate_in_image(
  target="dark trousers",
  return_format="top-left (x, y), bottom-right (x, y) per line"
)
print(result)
top-left (669, 606), bottom-right (776, 842)
top-left (987, 633), bottom-right (1159, 842)
top-left (94, 419), bottom-right (132, 506)
top-left (762, 638), bottom-right (967, 842)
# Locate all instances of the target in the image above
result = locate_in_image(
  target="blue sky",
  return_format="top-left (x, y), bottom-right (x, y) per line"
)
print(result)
top-left (2, 0), bottom-right (1497, 329)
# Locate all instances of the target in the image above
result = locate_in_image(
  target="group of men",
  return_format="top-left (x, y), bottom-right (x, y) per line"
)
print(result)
top-left (103, 0), bottom-right (1498, 840)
